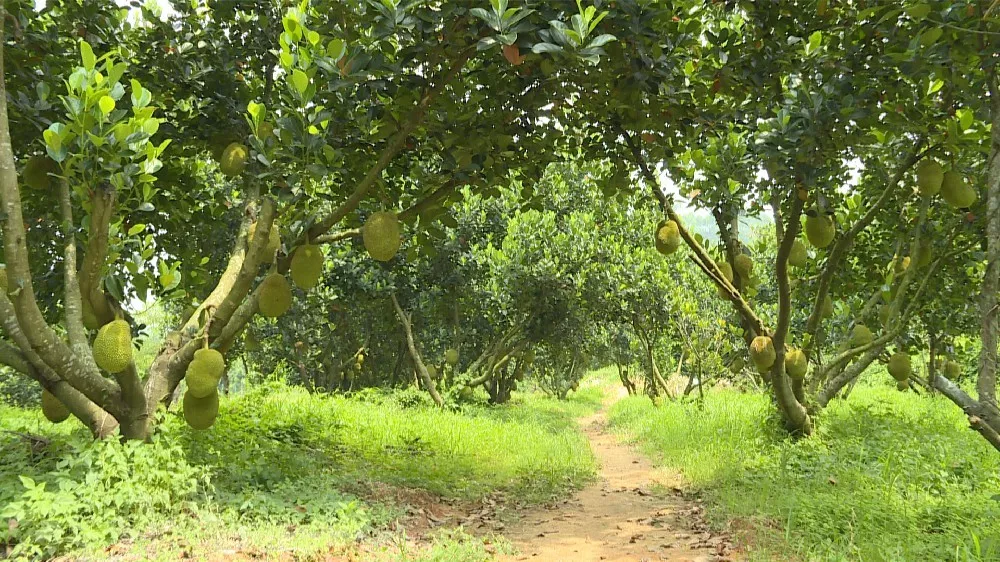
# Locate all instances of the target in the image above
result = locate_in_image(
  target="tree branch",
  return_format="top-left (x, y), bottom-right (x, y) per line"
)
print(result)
top-left (391, 293), bottom-right (444, 406)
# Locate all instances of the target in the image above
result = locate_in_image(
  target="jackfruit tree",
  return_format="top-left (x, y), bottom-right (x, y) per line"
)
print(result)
top-left (0, 1), bottom-right (618, 438)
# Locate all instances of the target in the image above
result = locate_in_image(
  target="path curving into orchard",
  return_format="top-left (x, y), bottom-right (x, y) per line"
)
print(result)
top-left (500, 396), bottom-right (738, 562)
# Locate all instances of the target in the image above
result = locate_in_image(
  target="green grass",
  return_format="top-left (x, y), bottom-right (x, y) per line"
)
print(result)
top-left (0, 382), bottom-right (596, 560)
top-left (608, 382), bottom-right (1000, 561)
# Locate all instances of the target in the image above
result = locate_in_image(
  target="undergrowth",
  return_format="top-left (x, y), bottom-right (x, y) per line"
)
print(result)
top-left (608, 381), bottom-right (1000, 562)
top-left (0, 382), bottom-right (596, 560)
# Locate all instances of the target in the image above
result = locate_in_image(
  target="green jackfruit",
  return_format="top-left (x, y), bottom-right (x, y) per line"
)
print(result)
top-left (941, 171), bottom-right (977, 208)
top-left (785, 348), bottom-right (808, 380)
top-left (185, 348), bottom-right (225, 398)
top-left (887, 352), bottom-right (911, 381)
top-left (23, 155), bottom-right (58, 190)
top-left (821, 295), bottom-right (834, 318)
top-left (896, 379), bottom-right (910, 391)
top-left (788, 240), bottom-right (808, 267)
top-left (718, 261), bottom-right (734, 282)
top-left (945, 360), bottom-right (961, 380)
top-left (750, 336), bottom-right (776, 372)
top-left (93, 319), bottom-right (133, 373)
top-left (219, 143), bottom-right (248, 177)
top-left (183, 389), bottom-right (219, 430)
top-left (363, 211), bottom-right (402, 262)
top-left (445, 348), bottom-right (460, 366)
top-left (41, 390), bottom-right (70, 423)
top-left (850, 324), bottom-right (873, 347)
top-left (914, 240), bottom-right (932, 268)
top-left (290, 244), bottom-right (324, 290)
top-left (459, 386), bottom-right (474, 400)
top-left (729, 357), bottom-right (745, 374)
top-left (805, 215), bottom-right (836, 248)
top-left (878, 305), bottom-right (891, 327)
top-left (655, 220), bottom-right (681, 255)
top-left (248, 221), bottom-right (280, 258)
top-left (916, 160), bottom-right (943, 197)
top-left (426, 364), bottom-right (438, 379)
top-left (734, 254), bottom-right (753, 278)
top-left (258, 273), bottom-right (292, 318)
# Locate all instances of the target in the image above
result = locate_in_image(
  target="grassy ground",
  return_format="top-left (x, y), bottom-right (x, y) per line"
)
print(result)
top-left (0, 382), bottom-right (599, 561)
top-left (607, 380), bottom-right (1000, 562)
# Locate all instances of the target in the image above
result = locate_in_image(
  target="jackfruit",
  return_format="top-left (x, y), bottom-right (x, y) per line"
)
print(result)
top-left (290, 244), bottom-right (324, 290)
top-left (785, 348), bottom-right (808, 380)
top-left (41, 390), bottom-right (70, 423)
top-left (23, 155), bottom-right (58, 190)
top-left (750, 336), bottom-right (776, 372)
top-left (821, 295), bottom-right (834, 318)
top-left (729, 357), bottom-right (745, 374)
top-left (81, 298), bottom-right (101, 330)
top-left (183, 389), bottom-right (219, 430)
top-left (878, 305), bottom-right (891, 327)
top-left (363, 211), bottom-right (401, 262)
top-left (459, 386), bottom-right (474, 400)
top-left (93, 319), bottom-right (133, 373)
top-left (896, 379), bottom-right (910, 391)
top-left (248, 221), bottom-right (280, 258)
top-left (916, 160), bottom-right (943, 197)
top-left (887, 352), bottom-right (911, 381)
top-left (914, 240), bottom-right (932, 268)
top-left (718, 261), bottom-right (734, 282)
top-left (945, 360), bottom-right (961, 380)
top-left (185, 348), bottom-right (225, 398)
top-left (805, 215), bottom-right (836, 248)
top-left (219, 142), bottom-right (248, 177)
top-left (258, 273), bottom-right (292, 317)
top-left (788, 240), bottom-right (808, 267)
top-left (655, 220), bottom-right (681, 255)
top-left (734, 254), bottom-right (753, 278)
top-left (445, 348), bottom-right (460, 366)
top-left (717, 261), bottom-right (734, 298)
top-left (850, 324), bottom-right (873, 347)
top-left (941, 171), bottom-right (977, 208)
top-left (426, 364), bottom-right (438, 379)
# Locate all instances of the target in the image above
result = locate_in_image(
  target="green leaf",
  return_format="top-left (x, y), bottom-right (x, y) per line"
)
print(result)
top-left (80, 41), bottom-right (96, 71)
top-left (247, 101), bottom-right (264, 121)
top-left (958, 108), bottom-right (974, 130)
top-left (290, 69), bottom-right (309, 95)
top-left (128, 224), bottom-right (146, 236)
top-left (927, 78), bottom-right (944, 96)
top-left (806, 31), bottom-right (822, 55)
top-left (906, 3), bottom-right (931, 19)
top-left (920, 27), bottom-right (942, 47)
top-left (98, 95), bottom-right (115, 115)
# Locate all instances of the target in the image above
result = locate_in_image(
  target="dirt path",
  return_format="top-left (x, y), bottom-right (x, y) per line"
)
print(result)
top-left (499, 408), bottom-right (736, 562)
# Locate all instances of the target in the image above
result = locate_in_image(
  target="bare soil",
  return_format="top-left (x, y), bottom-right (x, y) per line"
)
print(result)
top-left (498, 409), bottom-right (739, 562)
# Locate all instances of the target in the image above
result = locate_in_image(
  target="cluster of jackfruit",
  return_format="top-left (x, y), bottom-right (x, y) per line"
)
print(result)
top-left (750, 335), bottom-right (776, 373)
top-left (93, 318), bottom-right (133, 373)
top-left (655, 220), bottom-right (681, 255)
top-left (290, 244), bottom-right (324, 290)
top-left (258, 273), bottom-right (292, 317)
top-left (918, 158), bottom-right (978, 208)
top-left (886, 351), bottom-right (912, 390)
top-left (41, 389), bottom-right (70, 423)
top-left (185, 346), bottom-right (225, 398)
top-left (805, 214), bottom-right (836, 248)
top-left (363, 211), bottom-right (402, 262)
top-left (183, 345), bottom-right (226, 430)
